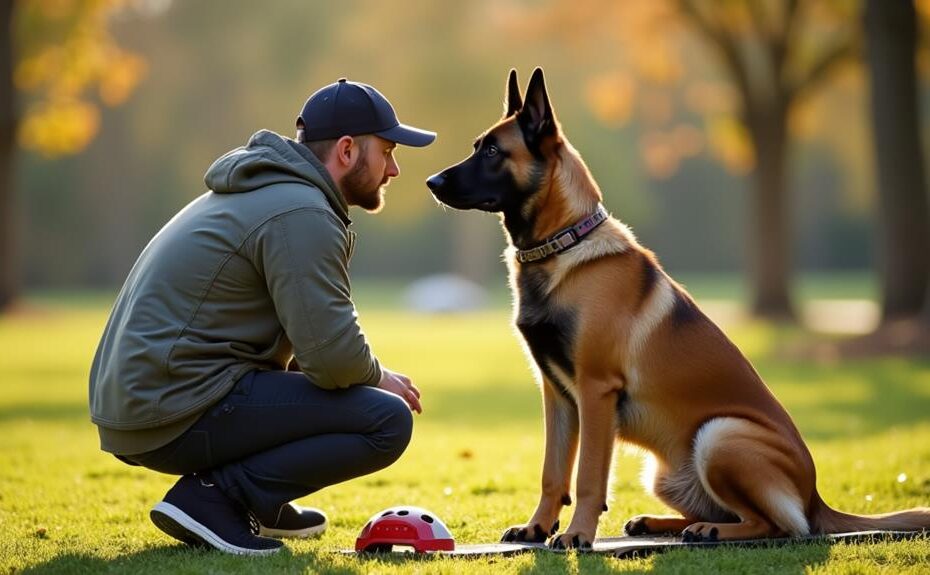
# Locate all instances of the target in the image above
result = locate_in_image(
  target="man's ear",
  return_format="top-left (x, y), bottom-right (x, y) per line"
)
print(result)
top-left (517, 67), bottom-right (557, 147)
top-left (335, 135), bottom-right (356, 166)
top-left (503, 68), bottom-right (522, 118)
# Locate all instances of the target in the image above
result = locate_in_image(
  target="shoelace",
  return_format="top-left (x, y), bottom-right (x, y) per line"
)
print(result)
top-left (247, 510), bottom-right (260, 536)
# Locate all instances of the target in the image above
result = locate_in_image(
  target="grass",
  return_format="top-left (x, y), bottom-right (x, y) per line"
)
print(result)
top-left (1, 289), bottom-right (929, 574)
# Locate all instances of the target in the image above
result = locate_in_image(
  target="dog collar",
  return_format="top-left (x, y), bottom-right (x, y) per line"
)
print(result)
top-left (515, 204), bottom-right (609, 263)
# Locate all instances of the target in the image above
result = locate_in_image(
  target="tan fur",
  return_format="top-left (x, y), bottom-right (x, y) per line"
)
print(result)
top-left (493, 82), bottom-right (930, 549)
top-left (497, 124), bottom-right (538, 192)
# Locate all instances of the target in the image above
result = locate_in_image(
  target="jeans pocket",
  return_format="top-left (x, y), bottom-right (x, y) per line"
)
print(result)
top-left (230, 370), bottom-right (256, 397)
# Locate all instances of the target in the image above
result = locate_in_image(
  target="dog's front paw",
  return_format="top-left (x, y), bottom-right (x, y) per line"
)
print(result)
top-left (500, 519), bottom-right (559, 543)
top-left (681, 522), bottom-right (719, 543)
top-left (547, 531), bottom-right (593, 551)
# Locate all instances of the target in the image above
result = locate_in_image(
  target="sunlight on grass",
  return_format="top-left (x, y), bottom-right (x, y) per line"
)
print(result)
top-left (1, 296), bottom-right (929, 573)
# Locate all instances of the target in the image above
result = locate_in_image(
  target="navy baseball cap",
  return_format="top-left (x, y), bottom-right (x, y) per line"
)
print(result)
top-left (297, 78), bottom-right (436, 147)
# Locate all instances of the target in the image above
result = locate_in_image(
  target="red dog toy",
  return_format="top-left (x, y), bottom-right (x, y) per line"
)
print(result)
top-left (355, 506), bottom-right (455, 553)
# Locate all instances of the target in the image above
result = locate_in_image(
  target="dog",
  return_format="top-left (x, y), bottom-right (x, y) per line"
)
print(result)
top-left (426, 67), bottom-right (930, 550)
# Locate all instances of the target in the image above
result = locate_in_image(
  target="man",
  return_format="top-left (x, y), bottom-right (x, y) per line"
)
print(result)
top-left (89, 78), bottom-right (436, 555)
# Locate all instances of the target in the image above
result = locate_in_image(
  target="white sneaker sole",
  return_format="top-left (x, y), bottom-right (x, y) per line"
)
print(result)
top-left (259, 518), bottom-right (328, 539)
top-left (151, 501), bottom-right (282, 556)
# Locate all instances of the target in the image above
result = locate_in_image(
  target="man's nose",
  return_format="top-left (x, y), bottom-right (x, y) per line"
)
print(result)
top-left (387, 157), bottom-right (400, 178)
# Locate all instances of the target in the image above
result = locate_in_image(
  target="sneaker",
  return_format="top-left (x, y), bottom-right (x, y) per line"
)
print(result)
top-left (150, 474), bottom-right (283, 556)
top-left (258, 503), bottom-right (328, 539)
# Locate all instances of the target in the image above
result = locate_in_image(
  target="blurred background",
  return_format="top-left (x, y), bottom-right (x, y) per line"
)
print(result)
top-left (3, 0), bottom-right (930, 352)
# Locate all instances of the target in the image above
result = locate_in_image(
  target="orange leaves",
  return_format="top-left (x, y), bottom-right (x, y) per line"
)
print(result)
top-left (18, 98), bottom-right (100, 156)
top-left (638, 124), bottom-right (707, 181)
top-left (585, 72), bottom-right (636, 127)
top-left (14, 0), bottom-right (146, 157)
top-left (640, 130), bottom-right (681, 180)
top-left (632, 44), bottom-right (684, 87)
top-left (99, 52), bottom-right (146, 106)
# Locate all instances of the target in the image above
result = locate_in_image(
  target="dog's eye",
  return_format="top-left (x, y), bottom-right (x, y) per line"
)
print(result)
top-left (485, 145), bottom-right (499, 158)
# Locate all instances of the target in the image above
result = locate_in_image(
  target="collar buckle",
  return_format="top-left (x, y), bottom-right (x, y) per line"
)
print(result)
top-left (554, 230), bottom-right (576, 250)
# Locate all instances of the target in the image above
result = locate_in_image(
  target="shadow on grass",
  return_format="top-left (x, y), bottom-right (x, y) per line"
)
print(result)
top-left (23, 545), bottom-right (363, 575)
top-left (344, 540), bottom-right (835, 574)
top-left (644, 542), bottom-right (833, 575)
top-left (510, 540), bottom-right (834, 574)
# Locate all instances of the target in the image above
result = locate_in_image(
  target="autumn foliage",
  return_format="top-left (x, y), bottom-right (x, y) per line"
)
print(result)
top-left (14, 0), bottom-right (146, 156)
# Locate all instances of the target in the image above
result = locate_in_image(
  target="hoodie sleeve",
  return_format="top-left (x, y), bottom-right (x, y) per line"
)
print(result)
top-left (247, 207), bottom-right (382, 389)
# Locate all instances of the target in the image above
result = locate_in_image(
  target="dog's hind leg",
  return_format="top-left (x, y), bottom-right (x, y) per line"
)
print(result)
top-left (501, 379), bottom-right (579, 543)
top-left (625, 455), bottom-right (718, 535)
top-left (683, 417), bottom-right (813, 541)
top-left (624, 514), bottom-right (695, 536)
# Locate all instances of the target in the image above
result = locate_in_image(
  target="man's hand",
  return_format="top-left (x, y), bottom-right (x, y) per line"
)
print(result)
top-left (377, 368), bottom-right (422, 414)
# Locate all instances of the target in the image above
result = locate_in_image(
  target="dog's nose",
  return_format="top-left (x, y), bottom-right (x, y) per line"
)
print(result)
top-left (426, 174), bottom-right (445, 191)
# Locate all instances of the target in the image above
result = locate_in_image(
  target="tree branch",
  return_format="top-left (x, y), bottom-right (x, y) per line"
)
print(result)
top-left (773, 0), bottom-right (800, 81)
top-left (786, 36), bottom-right (858, 103)
top-left (677, 0), bottom-right (754, 117)
top-left (747, 0), bottom-right (773, 44)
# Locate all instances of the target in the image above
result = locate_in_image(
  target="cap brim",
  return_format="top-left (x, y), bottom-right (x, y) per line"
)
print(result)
top-left (376, 123), bottom-right (436, 147)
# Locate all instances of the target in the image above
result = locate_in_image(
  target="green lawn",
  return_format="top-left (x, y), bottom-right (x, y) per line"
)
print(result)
top-left (1, 292), bottom-right (929, 574)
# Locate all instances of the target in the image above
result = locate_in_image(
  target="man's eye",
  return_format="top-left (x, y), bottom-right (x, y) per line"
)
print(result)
top-left (485, 145), bottom-right (499, 158)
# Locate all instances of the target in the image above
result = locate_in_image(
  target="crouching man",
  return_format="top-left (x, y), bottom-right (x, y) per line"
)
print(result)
top-left (89, 79), bottom-right (435, 555)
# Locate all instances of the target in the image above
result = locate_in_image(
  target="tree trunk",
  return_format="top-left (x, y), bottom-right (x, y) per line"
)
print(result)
top-left (866, 0), bottom-right (929, 322)
top-left (0, 0), bottom-right (17, 311)
top-left (747, 101), bottom-right (796, 321)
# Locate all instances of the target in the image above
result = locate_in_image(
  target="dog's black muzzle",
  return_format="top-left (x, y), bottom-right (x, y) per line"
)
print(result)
top-left (426, 171), bottom-right (503, 212)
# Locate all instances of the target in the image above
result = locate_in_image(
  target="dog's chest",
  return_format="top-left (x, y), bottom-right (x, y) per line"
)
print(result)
top-left (514, 270), bottom-right (577, 400)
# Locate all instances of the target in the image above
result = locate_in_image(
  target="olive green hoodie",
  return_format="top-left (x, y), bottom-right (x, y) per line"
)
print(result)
top-left (89, 130), bottom-right (382, 455)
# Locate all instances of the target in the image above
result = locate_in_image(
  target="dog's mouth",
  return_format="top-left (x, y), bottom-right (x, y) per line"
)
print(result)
top-left (430, 191), bottom-right (500, 212)
top-left (446, 197), bottom-right (500, 212)
top-left (477, 198), bottom-right (500, 211)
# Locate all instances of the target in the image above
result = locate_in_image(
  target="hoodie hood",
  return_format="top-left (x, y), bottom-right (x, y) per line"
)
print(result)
top-left (204, 130), bottom-right (350, 225)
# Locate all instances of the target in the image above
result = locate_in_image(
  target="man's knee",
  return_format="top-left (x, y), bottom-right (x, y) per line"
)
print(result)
top-left (373, 392), bottom-right (414, 463)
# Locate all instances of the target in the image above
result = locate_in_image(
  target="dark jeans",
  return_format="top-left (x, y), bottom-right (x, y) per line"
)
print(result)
top-left (122, 370), bottom-right (413, 525)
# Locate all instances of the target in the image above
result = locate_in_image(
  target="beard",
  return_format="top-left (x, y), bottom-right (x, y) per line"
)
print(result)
top-left (341, 154), bottom-right (387, 213)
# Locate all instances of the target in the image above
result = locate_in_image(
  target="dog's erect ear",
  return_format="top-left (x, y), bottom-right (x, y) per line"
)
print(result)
top-left (518, 67), bottom-right (556, 146)
top-left (504, 68), bottom-right (523, 118)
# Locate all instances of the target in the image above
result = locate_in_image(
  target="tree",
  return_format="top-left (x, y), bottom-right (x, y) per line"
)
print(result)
top-left (1, 0), bottom-right (16, 310)
top-left (866, 0), bottom-right (929, 324)
top-left (0, 0), bottom-right (146, 311)
top-left (837, 0), bottom-right (930, 356)
top-left (516, 0), bottom-right (859, 321)
top-left (675, 1), bottom-right (857, 320)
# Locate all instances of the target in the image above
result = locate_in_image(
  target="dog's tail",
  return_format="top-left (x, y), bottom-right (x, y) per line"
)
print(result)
top-left (810, 492), bottom-right (930, 534)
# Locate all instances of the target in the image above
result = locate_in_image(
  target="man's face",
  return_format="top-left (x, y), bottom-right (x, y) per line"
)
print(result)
top-left (340, 136), bottom-right (400, 213)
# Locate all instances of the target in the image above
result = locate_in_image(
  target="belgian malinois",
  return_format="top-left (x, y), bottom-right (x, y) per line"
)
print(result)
top-left (426, 67), bottom-right (930, 550)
